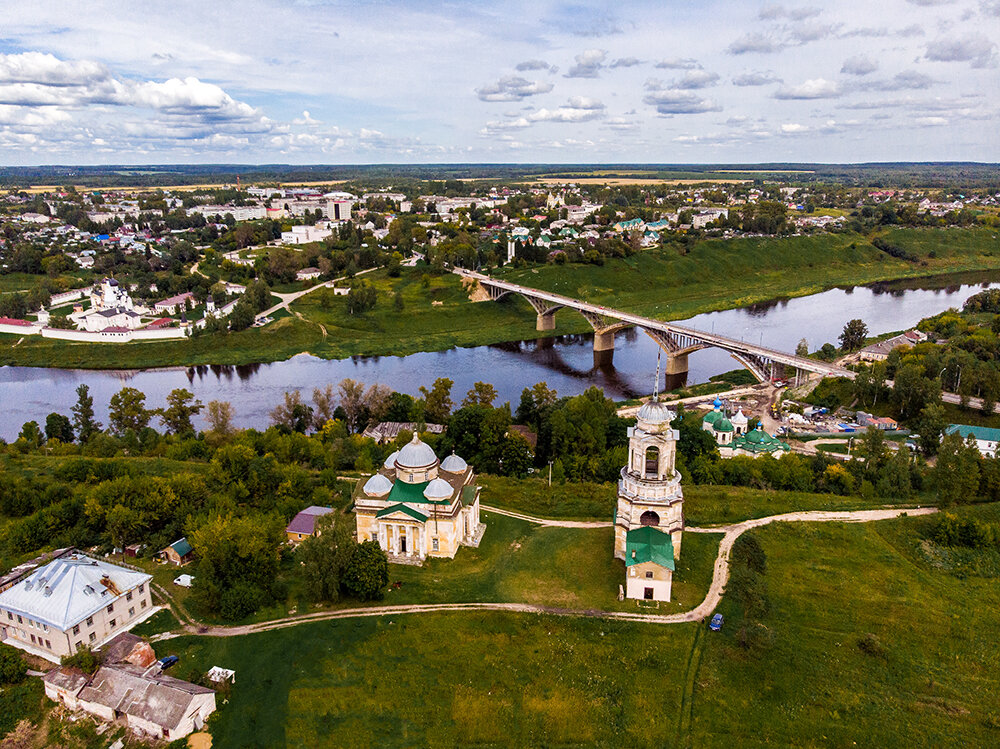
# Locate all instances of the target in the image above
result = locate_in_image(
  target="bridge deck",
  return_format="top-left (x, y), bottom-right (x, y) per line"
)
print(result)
top-left (458, 269), bottom-right (854, 379)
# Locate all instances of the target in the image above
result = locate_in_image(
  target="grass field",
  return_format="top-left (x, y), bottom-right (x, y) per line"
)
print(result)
top-left (478, 476), bottom-right (926, 525)
top-left (143, 511), bottom-right (719, 630)
top-left (149, 502), bottom-right (1000, 748)
top-left (1, 227), bottom-right (998, 369)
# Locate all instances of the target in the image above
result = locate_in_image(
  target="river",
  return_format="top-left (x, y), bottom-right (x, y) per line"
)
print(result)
top-left (1, 272), bottom-right (996, 440)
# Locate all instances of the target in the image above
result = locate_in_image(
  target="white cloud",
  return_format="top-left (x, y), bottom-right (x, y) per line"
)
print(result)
top-left (774, 78), bottom-right (841, 99)
top-left (609, 57), bottom-right (642, 68)
top-left (925, 33), bottom-right (997, 67)
top-left (528, 97), bottom-right (606, 122)
top-left (674, 69), bottom-right (720, 89)
top-left (732, 70), bottom-right (782, 86)
top-left (643, 86), bottom-right (721, 115)
top-left (841, 55), bottom-right (878, 75)
top-left (476, 75), bottom-right (554, 102)
top-left (781, 122), bottom-right (808, 133)
top-left (655, 58), bottom-right (700, 70)
top-left (565, 49), bottom-right (607, 78)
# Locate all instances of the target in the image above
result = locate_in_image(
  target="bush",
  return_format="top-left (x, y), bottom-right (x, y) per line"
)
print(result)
top-left (341, 540), bottom-right (389, 602)
top-left (0, 644), bottom-right (27, 685)
top-left (60, 645), bottom-right (100, 674)
top-left (857, 632), bottom-right (887, 661)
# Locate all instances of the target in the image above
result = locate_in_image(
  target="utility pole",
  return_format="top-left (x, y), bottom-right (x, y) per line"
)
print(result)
top-left (548, 460), bottom-right (553, 487)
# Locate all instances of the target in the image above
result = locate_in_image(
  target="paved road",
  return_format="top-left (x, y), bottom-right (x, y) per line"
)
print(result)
top-left (166, 506), bottom-right (935, 636)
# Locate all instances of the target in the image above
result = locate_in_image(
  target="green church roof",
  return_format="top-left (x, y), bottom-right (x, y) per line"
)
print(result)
top-left (702, 410), bottom-right (724, 425)
top-left (715, 418), bottom-right (734, 433)
top-left (375, 503), bottom-right (429, 522)
top-left (625, 526), bottom-right (675, 570)
top-left (386, 479), bottom-right (452, 505)
top-left (733, 426), bottom-right (790, 453)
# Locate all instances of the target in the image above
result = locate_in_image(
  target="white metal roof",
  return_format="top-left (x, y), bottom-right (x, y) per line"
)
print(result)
top-left (0, 553), bottom-right (151, 631)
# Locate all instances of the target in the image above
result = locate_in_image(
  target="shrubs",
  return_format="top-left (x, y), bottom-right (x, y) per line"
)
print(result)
top-left (341, 540), bottom-right (389, 602)
top-left (60, 646), bottom-right (100, 675)
top-left (931, 513), bottom-right (998, 549)
top-left (0, 644), bottom-right (27, 685)
top-left (856, 633), bottom-right (887, 661)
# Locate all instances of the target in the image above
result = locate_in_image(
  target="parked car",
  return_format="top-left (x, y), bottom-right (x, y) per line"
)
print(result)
top-left (709, 613), bottom-right (724, 631)
top-left (158, 655), bottom-right (179, 670)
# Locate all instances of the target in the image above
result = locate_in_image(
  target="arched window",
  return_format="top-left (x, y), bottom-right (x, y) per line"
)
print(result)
top-left (640, 510), bottom-right (660, 527)
top-left (644, 446), bottom-right (660, 478)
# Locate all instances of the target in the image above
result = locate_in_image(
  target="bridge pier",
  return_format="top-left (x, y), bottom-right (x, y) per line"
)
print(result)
top-left (663, 352), bottom-right (689, 390)
top-left (536, 312), bottom-right (556, 331)
top-left (593, 329), bottom-right (616, 352)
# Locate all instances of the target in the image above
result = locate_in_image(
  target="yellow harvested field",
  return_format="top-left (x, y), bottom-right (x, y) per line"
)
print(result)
top-left (536, 177), bottom-right (749, 186)
top-left (16, 179), bottom-right (345, 194)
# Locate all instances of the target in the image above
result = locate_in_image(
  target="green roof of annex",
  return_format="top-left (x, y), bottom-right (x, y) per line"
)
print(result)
top-left (625, 526), bottom-right (675, 570)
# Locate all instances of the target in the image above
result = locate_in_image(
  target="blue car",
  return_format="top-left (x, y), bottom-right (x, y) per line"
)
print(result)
top-left (709, 613), bottom-right (724, 631)
top-left (158, 655), bottom-right (179, 670)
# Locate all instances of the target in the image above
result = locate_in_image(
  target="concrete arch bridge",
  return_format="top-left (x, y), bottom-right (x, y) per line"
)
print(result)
top-left (460, 270), bottom-right (854, 384)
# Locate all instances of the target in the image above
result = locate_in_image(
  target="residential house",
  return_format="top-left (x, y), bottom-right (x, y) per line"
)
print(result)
top-left (859, 330), bottom-right (928, 362)
top-left (945, 424), bottom-right (1000, 458)
top-left (286, 506), bottom-right (336, 544)
top-left (158, 538), bottom-right (193, 566)
top-left (0, 553), bottom-right (153, 661)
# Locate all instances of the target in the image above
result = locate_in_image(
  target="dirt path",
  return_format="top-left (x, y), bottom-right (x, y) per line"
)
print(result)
top-left (256, 266), bottom-right (378, 321)
top-left (481, 505), bottom-right (607, 528)
top-left (168, 506), bottom-right (935, 637)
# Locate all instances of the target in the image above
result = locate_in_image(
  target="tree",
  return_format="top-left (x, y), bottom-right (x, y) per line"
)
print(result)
top-left (934, 432), bottom-right (981, 506)
top-left (338, 379), bottom-right (367, 433)
top-left (0, 643), bottom-right (27, 685)
top-left (499, 431), bottom-right (534, 477)
top-left (45, 412), bottom-right (74, 443)
top-left (346, 282), bottom-right (377, 315)
top-left (853, 362), bottom-right (888, 409)
top-left (206, 400), bottom-right (235, 436)
top-left (420, 377), bottom-right (454, 423)
top-left (839, 318), bottom-right (869, 351)
top-left (857, 426), bottom-right (889, 475)
top-left (892, 364), bottom-right (940, 422)
top-left (108, 387), bottom-right (151, 436)
top-left (18, 421), bottom-right (44, 447)
top-left (189, 514), bottom-right (285, 619)
top-left (159, 388), bottom-right (204, 435)
top-left (341, 539), bottom-right (389, 601)
top-left (72, 384), bottom-right (101, 442)
top-left (916, 402), bottom-right (947, 456)
top-left (312, 384), bottom-right (338, 429)
top-left (462, 381), bottom-right (498, 407)
top-left (297, 514), bottom-right (355, 603)
top-left (228, 298), bottom-right (255, 331)
top-left (795, 338), bottom-right (809, 357)
top-left (105, 504), bottom-right (140, 555)
top-left (270, 390), bottom-right (313, 433)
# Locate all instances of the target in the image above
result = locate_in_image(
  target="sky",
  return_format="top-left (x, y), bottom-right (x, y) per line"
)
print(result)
top-left (0, 0), bottom-right (997, 165)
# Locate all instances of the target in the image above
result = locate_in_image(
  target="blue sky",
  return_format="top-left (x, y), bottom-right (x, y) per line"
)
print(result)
top-left (0, 0), bottom-right (997, 164)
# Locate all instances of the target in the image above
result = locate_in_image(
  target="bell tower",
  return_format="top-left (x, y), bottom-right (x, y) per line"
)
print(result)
top-left (614, 397), bottom-right (684, 562)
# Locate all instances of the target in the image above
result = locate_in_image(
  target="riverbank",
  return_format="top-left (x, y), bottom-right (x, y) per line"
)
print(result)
top-left (1, 227), bottom-right (997, 370)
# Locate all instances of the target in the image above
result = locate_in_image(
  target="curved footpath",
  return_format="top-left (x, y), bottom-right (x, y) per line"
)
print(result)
top-left (167, 505), bottom-right (935, 637)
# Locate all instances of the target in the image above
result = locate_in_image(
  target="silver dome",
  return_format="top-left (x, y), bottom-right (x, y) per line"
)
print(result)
top-left (395, 434), bottom-right (438, 469)
top-left (383, 450), bottom-right (400, 470)
top-left (637, 398), bottom-right (675, 425)
top-left (423, 477), bottom-right (454, 500)
top-left (440, 452), bottom-right (468, 474)
top-left (363, 473), bottom-right (393, 496)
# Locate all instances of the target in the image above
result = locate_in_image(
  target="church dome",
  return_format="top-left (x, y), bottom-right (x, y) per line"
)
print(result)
top-left (637, 398), bottom-right (675, 425)
top-left (423, 477), bottom-right (454, 500)
top-left (702, 409), bottom-right (723, 426)
top-left (713, 397), bottom-right (722, 408)
top-left (715, 417), bottom-right (734, 433)
top-left (396, 434), bottom-right (438, 469)
top-left (363, 473), bottom-right (393, 496)
top-left (383, 451), bottom-right (400, 470)
top-left (731, 408), bottom-right (748, 425)
top-left (440, 452), bottom-right (468, 473)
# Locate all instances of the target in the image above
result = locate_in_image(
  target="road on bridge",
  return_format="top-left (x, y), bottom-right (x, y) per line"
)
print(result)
top-left (456, 269), bottom-right (854, 381)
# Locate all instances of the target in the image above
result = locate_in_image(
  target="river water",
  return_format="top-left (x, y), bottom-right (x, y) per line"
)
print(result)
top-left (1, 272), bottom-right (996, 440)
